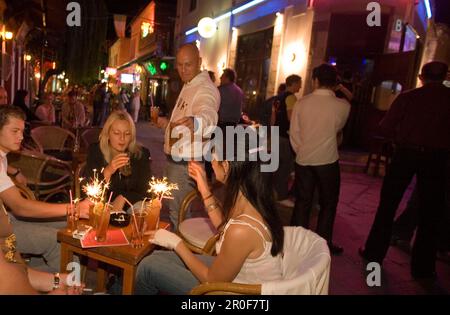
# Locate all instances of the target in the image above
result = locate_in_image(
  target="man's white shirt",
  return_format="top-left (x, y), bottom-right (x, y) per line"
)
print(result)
top-left (289, 89), bottom-right (350, 166)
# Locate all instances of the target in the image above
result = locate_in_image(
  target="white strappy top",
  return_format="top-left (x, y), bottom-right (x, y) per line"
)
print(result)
top-left (215, 214), bottom-right (283, 284)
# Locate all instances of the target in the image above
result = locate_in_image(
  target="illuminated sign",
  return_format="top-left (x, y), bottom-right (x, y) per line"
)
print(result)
top-left (141, 22), bottom-right (154, 38)
top-left (121, 73), bottom-right (134, 84)
top-left (105, 67), bottom-right (117, 76)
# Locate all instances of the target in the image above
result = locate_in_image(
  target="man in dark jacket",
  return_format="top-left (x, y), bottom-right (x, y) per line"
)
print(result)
top-left (360, 61), bottom-right (450, 280)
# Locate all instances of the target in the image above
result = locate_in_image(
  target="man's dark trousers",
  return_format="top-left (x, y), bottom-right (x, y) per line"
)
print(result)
top-left (364, 147), bottom-right (447, 275)
top-left (291, 161), bottom-right (340, 244)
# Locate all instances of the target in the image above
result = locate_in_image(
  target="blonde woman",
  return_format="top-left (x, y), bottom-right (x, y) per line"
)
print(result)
top-left (83, 110), bottom-right (152, 211)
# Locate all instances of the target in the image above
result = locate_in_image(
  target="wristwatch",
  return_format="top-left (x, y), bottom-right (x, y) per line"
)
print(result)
top-left (53, 272), bottom-right (61, 290)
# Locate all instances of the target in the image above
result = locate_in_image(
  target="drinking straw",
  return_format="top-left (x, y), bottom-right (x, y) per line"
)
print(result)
top-left (69, 190), bottom-right (73, 206)
top-left (140, 198), bottom-right (148, 215)
top-left (107, 192), bottom-right (113, 205)
top-left (124, 197), bottom-right (139, 234)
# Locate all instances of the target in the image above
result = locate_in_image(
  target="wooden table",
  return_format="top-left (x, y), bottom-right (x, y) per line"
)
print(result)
top-left (57, 220), bottom-right (169, 295)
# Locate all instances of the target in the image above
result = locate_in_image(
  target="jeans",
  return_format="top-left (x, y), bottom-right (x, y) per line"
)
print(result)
top-left (135, 250), bottom-right (214, 295)
top-left (10, 216), bottom-right (65, 272)
top-left (164, 160), bottom-right (196, 230)
top-left (291, 161), bottom-right (341, 244)
top-left (364, 148), bottom-right (447, 275)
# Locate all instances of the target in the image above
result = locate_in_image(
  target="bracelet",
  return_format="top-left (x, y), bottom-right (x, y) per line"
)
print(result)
top-left (206, 202), bottom-right (220, 213)
top-left (53, 272), bottom-right (60, 290)
top-left (202, 193), bottom-right (213, 202)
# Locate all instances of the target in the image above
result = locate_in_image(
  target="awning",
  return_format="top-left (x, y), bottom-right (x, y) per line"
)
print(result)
top-left (117, 51), bottom-right (158, 71)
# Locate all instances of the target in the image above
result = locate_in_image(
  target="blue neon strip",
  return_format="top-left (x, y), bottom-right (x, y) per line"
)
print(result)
top-left (185, 27), bottom-right (198, 36)
top-left (214, 12), bottom-right (232, 22)
top-left (184, 0), bottom-right (266, 36)
top-left (424, 0), bottom-right (432, 19)
top-left (231, 0), bottom-right (266, 15)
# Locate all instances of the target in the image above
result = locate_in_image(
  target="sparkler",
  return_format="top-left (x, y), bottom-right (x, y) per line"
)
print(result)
top-left (147, 177), bottom-right (179, 201)
top-left (81, 169), bottom-right (109, 202)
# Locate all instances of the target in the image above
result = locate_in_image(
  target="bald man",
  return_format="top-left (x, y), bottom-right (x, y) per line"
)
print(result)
top-left (0, 87), bottom-right (8, 106)
top-left (157, 43), bottom-right (220, 228)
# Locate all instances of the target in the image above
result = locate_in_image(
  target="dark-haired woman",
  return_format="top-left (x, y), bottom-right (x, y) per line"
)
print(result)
top-left (135, 131), bottom-right (284, 294)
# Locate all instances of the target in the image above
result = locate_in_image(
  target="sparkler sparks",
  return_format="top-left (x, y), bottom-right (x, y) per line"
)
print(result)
top-left (148, 177), bottom-right (179, 200)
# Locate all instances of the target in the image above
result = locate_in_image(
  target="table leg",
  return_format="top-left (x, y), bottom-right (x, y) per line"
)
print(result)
top-left (122, 265), bottom-right (136, 295)
top-left (96, 264), bottom-right (107, 293)
top-left (60, 243), bottom-right (73, 273)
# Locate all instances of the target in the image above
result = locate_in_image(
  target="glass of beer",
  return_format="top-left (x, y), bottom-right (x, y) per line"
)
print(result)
top-left (145, 199), bottom-right (162, 231)
top-left (95, 203), bottom-right (111, 242)
top-left (151, 106), bottom-right (159, 124)
top-left (130, 211), bottom-right (147, 248)
top-left (119, 152), bottom-right (132, 177)
top-left (90, 201), bottom-right (104, 230)
top-left (66, 202), bottom-right (80, 233)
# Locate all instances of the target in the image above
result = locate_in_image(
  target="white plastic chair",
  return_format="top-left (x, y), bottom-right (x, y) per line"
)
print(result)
top-left (190, 226), bottom-right (331, 295)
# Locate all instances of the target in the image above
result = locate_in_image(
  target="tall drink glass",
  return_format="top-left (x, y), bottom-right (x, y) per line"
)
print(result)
top-left (145, 199), bottom-right (161, 231)
top-left (130, 211), bottom-right (147, 248)
top-left (151, 106), bottom-right (159, 124)
top-left (66, 202), bottom-right (80, 233)
top-left (95, 203), bottom-right (111, 242)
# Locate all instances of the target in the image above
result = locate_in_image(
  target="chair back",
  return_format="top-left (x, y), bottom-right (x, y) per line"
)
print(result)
top-left (14, 182), bottom-right (37, 201)
top-left (31, 126), bottom-right (75, 152)
top-left (261, 226), bottom-right (331, 295)
top-left (7, 150), bottom-right (72, 201)
top-left (81, 127), bottom-right (102, 151)
top-left (74, 162), bottom-right (86, 199)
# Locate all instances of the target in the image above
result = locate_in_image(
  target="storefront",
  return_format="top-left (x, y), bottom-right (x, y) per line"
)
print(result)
top-left (176, 0), bottom-right (312, 118)
top-left (108, 0), bottom-right (177, 118)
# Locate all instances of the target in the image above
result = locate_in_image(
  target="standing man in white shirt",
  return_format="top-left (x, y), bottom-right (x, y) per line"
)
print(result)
top-left (157, 43), bottom-right (220, 229)
top-left (289, 64), bottom-right (350, 255)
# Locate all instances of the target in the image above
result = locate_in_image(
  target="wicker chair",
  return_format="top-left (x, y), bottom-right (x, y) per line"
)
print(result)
top-left (7, 150), bottom-right (73, 202)
top-left (12, 181), bottom-right (36, 201)
top-left (190, 226), bottom-right (331, 295)
top-left (177, 189), bottom-right (219, 256)
top-left (80, 127), bottom-right (102, 151)
top-left (30, 126), bottom-right (76, 160)
top-left (74, 162), bottom-right (86, 199)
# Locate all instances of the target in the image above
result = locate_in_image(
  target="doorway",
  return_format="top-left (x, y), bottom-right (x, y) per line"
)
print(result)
top-left (235, 27), bottom-right (274, 120)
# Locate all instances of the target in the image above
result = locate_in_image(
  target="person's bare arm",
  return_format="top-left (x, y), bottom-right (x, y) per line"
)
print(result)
top-left (7, 165), bottom-right (27, 185)
top-left (0, 254), bottom-right (37, 294)
top-left (187, 162), bottom-right (224, 228)
top-left (175, 224), bottom-right (256, 283)
top-left (0, 186), bottom-right (91, 218)
top-left (336, 84), bottom-right (353, 101)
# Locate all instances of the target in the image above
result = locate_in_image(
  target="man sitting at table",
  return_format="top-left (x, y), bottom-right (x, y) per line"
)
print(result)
top-left (0, 106), bottom-right (91, 272)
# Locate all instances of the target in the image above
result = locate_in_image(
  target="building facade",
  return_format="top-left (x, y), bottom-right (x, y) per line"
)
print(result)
top-left (175, 0), bottom-right (312, 117)
top-left (175, 0), bottom-right (440, 148)
top-left (108, 0), bottom-right (177, 116)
